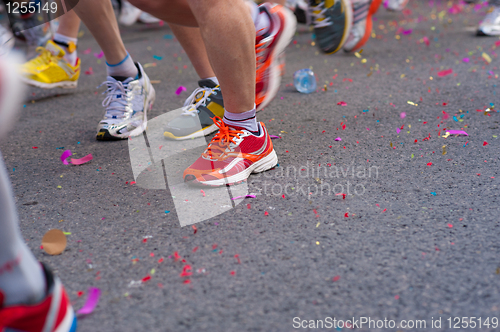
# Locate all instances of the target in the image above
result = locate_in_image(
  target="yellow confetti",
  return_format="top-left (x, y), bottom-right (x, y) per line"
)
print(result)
top-left (442, 145), bottom-right (447, 155)
top-left (57, 185), bottom-right (62, 189)
top-left (400, 74), bottom-right (405, 78)
top-left (58, 219), bottom-right (64, 223)
top-left (354, 52), bottom-right (362, 58)
top-left (63, 232), bottom-right (71, 235)
top-left (482, 52), bottom-right (492, 63)
top-left (442, 132), bottom-right (450, 138)
top-left (316, 241), bottom-right (320, 245)
top-left (150, 268), bottom-right (156, 275)
top-left (316, 222), bottom-right (320, 228)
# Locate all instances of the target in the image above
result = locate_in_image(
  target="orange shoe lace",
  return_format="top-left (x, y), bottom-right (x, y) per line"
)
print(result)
top-left (202, 116), bottom-right (244, 160)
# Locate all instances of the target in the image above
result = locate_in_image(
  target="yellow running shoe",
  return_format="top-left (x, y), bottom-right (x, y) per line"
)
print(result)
top-left (21, 40), bottom-right (80, 89)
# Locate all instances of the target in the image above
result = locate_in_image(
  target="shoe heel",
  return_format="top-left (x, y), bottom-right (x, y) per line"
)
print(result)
top-left (252, 149), bottom-right (278, 173)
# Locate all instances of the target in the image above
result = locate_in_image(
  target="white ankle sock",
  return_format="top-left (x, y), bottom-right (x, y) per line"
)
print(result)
top-left (106, 53), bottom-right (139, 79)
top-left (0, 152), bottom-right (45, 306)
top-left (205, 76), bottom-right (219, 85)
top-left (223, 107), bottom-right (259, 133)
top-left (248, 2), bottom-right (271, 37)
top-left (53, 33), bottom-right (78, 66)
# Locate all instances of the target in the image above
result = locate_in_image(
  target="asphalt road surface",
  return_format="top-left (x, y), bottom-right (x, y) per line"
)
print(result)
top-left (2, 1), bottom-right (500, 331)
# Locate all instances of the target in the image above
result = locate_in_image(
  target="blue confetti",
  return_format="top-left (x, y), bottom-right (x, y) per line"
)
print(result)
top-left (431, 192), bottom-right (437, 196)
top-left (165, 210), bottom-right (170, 214)
top-left (153, 55), bottom-right (163, 60)
top-left (163, 34), bottom-right (173, 39)
top-left (453, 116), bottom-right (458, 122)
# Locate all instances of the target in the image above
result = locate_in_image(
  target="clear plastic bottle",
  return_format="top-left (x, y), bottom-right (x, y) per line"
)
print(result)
top-left (293, 68), bottom-right (317, 94)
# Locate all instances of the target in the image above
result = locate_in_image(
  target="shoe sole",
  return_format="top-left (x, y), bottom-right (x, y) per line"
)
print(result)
top-left (163, 123), bottom-right (218, 140)
top-left (347, 0), bottom-right (383, 52)
top-left (20, 76), bottom-right (78, 89)
top-left (256, 6), bottom-right (297, 112)
top-left (323, 0), bottom-right (354, 54)
top-left (186, 149), bottom-right (278, 187)
top-left (96, 79), bottom-right (156, 141)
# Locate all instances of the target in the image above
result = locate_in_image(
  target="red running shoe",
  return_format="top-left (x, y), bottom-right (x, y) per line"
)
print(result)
top-left (183, 117), bottom-right (278, 186)
top-left (255, 3), bottom-right (296, 111)
top-left (0, 263), bottom-right (77, 332)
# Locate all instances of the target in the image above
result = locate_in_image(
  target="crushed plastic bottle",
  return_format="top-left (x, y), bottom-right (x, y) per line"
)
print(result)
top-left (293, 68), bottom-right (317, 94)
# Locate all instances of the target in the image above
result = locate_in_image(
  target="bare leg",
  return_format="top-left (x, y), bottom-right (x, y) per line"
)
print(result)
top-left (73, 0), bottom-right (127, 64)
top-left (55, 10), bottom-right (81, 38)
top-left (130, 0), bottom-right (255, 113)
top-left (168, 23), bottom-right (215, 80)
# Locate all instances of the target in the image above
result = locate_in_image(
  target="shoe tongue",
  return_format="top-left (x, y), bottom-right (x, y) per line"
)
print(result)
top-left (45, 40), bottom-right (64, 57)
top-left (198, 79), bottom-right (218, 88)
top-left (111, 76), bottom-right (134, 84)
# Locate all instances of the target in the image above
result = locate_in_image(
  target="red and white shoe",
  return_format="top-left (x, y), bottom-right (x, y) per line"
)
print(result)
top-left (255, 3), bottom-right (297, 111)
top-left (0, 263), bottom-right (77, 332)
top-left (183, 117), bottom-right (278, 187)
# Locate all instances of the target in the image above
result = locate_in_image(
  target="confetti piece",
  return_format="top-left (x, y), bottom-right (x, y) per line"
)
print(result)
top-left (337, 101), bottom-right (347, 106)
top-left (400, 112), bottom-right (406, 119)
top-left (84, 67), bottom-right (93, 75)
top-left (231, 195), bottom-right (256, 200)
top-left (175, 86), bottom-right (187, 95)
top-left (180, 265), bottom-right (192, 277)
top-left (71, 154), bottom-right (93, 165)
top-left (143, 63), bottom-right (157, 68)
top-left (192, 225), bottom-right (197, 234)
top-left (332, 275), bottom-right (340, 282)
top-left (270, 135), bottom-right (281, 139)
top-left (335, 137), bottom-right (342, 141)
top-left (431, 192), bottom-right (437, 196)
top-left (482, 52), bottom-right (492, 63)
top-left (448, 223), bottom-right (453, 228)
top-left (82, 48), bottom-right (91, 54)
top-left (422, 36), bottom-right (430, 46)
top-left (77, 287), bottom-right (101, 315)
top-left (442, 145), bottom-right (447, 155)
top-left (462, 57), bottom-right (470, 63)
top-left (60, 150), bottom-right (72, 165)
top-left (142, 275), bottom-right (151, 282)
top-left (153, 55), bottom-right (163, 60)
top-left (446, 130), bottom-right (468, 136)
top-left (93, 51), bottom-right (104, 59)
top-left (437, 69), bottom-right (453, 77)
top-left (402, 29), bottom-right (413, 35)
top-left (41, 229), bottom-right (67, 255)
top-left (163, 34), bottom-right (173, 39)
top-left (483, 141), bottom-right (489, 146)
top-left (427, 162), bottom-right (433, 166)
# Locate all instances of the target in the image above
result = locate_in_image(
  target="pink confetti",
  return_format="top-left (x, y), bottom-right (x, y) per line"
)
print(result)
top-left (60, 150), bottom-right (72, 165)
top-left (422, 36), bottom-right (430, 46)
top-left (83, 48), bottom-right (92, 54)
top-left (400, 112), bottom-right (406, 119)
top-left (446, 130), bottom-right (468, 136)
top-left (335, 137), bottom-right (342, 141)
top-left (442, 111), bottom-right (449, 120)
top-left (462, 57), bottom-right (470, 63)
top-left (77, 287), bottom-right (100, 315)
top-left (402, 29), bottom-right (413, 35)
top-left (71, 154), bottom-right (93, 165)
top-left (270, 135), bottom-right (281, 139)
top-left (396, 128), bottom-right (400, 134)
top-left (175, 86), bottom-right (187, 95)
top-left (93, 51), bottom-right (104, 59)
top-left (84, 67), bottom-right (93, 75)
top-left (437, 68), bottom-right (453, 77)
top-left (337, 101), bottom-right (347, 106)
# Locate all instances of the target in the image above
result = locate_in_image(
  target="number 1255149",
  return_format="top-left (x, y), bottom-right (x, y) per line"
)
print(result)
top-left (6, 1), bottom-right (57, 14)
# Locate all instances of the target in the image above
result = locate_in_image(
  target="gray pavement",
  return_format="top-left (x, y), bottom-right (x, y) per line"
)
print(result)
top-left (2, 1), bottom-right (500, 331)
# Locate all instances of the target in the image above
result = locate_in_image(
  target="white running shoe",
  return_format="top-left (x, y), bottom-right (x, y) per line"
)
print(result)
top-left (119, 0), bottom-right (142, 26)
top-left (383, 0), bottom-right (409, 11)
top-left (96, 63), bottom-right (156, 140)
top-left (138, 12), bottom-right (161, 24)
top-left (477, 6), bottom-right (500, 36)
